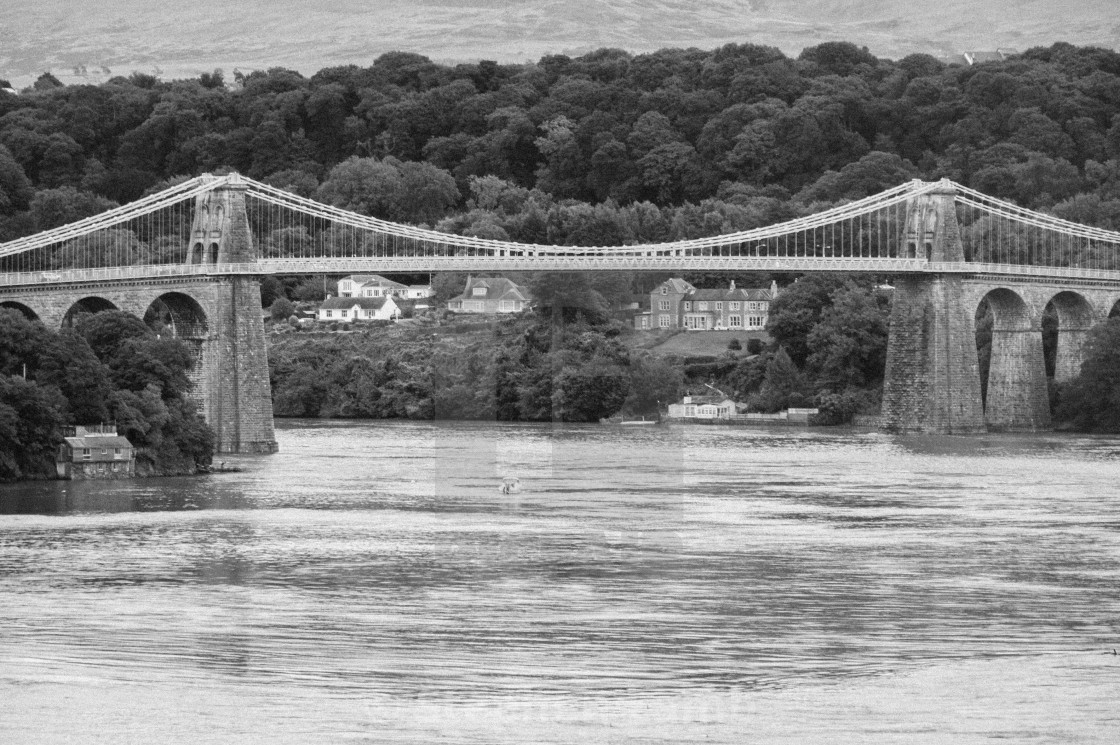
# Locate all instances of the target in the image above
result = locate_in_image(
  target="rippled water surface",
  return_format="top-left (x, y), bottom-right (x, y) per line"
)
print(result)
top-left (2, 421), bottom-right (1119, 743)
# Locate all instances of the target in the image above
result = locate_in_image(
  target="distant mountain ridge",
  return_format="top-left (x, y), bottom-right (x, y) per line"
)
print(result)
top-left (1, 0), bottom-right (1117, 86)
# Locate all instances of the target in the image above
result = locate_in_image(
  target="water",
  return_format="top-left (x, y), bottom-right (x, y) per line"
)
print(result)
top-left (1, 421), bottom-right (1119, 743)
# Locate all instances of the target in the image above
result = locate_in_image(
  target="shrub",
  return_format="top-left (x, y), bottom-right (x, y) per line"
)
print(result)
top-left (746, 338), bottom-right (765, 355)
top-left (727, 338), bottom-right (742, 351)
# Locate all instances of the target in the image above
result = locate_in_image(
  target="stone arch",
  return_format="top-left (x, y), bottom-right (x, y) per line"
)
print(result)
top-left (144, 291), bottom-right (209, 379)
top-left (208, 242), bottom-right (219, 264)
top-left (143, 292), bottom-right (209, 340)
top-left (199, 205), bottom-right (210, 231)
top-left (191, 242), bottom-right (205, 264)
top-left (61, 296), bottom-right (118, 329)
top-left (976, 287), bottom-right (1050, 431)
top-left (1110, 298), bottom-right (1120, 318)
top-left (0, 301), bottom-right (40, 321)
top-left (1044, 291), bottom-right (1096, 382)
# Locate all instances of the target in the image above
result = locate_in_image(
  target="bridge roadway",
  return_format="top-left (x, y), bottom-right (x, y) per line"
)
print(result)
top-left (3, 259), bottom-right (1120, 290)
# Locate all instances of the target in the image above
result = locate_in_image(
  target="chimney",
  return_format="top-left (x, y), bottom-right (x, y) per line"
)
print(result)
top-left (770, 279), bottom-right (778, 297)
top-left (729, 279), bottom-right (735, 290)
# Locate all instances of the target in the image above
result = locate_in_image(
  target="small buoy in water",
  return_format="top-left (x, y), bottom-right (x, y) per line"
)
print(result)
top-left (498, 477), bottom-right (522, 494)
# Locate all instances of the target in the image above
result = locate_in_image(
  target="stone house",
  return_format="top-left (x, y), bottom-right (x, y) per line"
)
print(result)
top-left (56, 425), bottom-right (136, 479)
top-left (447, 276), bottom-right (531, 314)
top-left (636, 278), bottom-right (778, 330)
top-left (317, 295), bottom-right (400, 323)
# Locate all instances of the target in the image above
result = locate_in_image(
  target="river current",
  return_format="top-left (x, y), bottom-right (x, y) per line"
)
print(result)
top-left (1, 420), bottom-right (1118, 743)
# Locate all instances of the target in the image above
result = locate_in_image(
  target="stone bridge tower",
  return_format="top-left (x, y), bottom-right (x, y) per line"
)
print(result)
top-left (190, 175), bottom-right (277, 453)
top-left (880, 184), bottom-right (987, 433)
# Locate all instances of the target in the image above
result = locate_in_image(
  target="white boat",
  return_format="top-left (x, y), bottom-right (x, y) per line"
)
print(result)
top-left (498, 477), bottom-right (522, 494)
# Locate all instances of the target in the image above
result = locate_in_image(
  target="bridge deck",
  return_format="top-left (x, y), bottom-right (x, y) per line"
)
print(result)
top-left (2, 259), bottom-right (1120, 290)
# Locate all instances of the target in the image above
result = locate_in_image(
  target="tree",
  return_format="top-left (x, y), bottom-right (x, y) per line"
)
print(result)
top-left (805, 282), bottom-right (891, 390)
top-left (624, 355), bottom-right (682, 415)
top-left (1055, 317), bottom-right (1120, 431)
top-left (551, 362), bottom-right (629, 422)
top-left (765, 275), bottom-right (850, 366)
top-left (751, 347), bottom-right (810, 412)
top-left (0, 376), bottom-right (65, 480)
top-left (0, 144), bottom-right (32, 215)
top-left (269, 297), bottom-right (296, 322)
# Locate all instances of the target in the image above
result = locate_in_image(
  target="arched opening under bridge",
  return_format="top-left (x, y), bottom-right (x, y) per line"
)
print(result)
top-left (144, 292), bottom-right (208, 339)
top-left (1044, 291), bottom-right (1096, 383)
top-left (975, 288), bottom-right (1050, 431)
top-left (0, 301), bottom-right (39, 322)
top-left (144, 292), bottom-right (209, 384)
top-left (62, 297), bottom-right (118, 329)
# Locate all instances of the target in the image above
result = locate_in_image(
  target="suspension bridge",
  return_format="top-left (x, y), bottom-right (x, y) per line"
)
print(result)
top-left (1, 173), bottom-right (1119, 451)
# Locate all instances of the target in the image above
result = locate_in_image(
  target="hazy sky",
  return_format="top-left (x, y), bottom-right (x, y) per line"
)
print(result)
top-left (1, 0), bottom-right (1118, 85)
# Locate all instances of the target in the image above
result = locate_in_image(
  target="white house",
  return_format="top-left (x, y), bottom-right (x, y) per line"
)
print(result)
top-left (338, 274), bottom-right (407, 298)
top-left (317, 295), bottom-right (400, 323)
top-left (447, 276), bottom-right (531, 314)
top-left (666, 395), bottom-right (739, 420)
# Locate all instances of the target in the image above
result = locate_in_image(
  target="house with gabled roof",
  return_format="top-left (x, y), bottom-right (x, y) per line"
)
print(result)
top-left (317, 294), bottom-right (400, 323)
top-left (338, 274), bottom-right (408, 298)
top-left (56, 425), bottom-right (136, 479)
top-left (447, 276), bottom-right (531, 314)
top-left (636, 278), bottom-right (778, 331)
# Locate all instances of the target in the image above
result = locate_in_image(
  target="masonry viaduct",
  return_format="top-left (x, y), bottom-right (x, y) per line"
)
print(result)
top-left (0, 181), bottom-right (277, 454)
top-left (1, 176), bottom-right (1119, 449)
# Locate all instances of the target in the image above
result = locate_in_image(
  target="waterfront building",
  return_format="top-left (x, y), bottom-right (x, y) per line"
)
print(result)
top-left (56, 425), bottom-right (136, 479)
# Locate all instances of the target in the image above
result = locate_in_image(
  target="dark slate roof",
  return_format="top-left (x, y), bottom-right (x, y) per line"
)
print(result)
top-left (686, 288), bottom-right (773, 302)
top-left (657, 278), bottom-right (695, 294)
top-left (451, 276), bottom-right (530, 302)
top-left (64, 436), bottom-right (134, 460)
top-left (321, 296), bottom-right (391, 310)
top-left (344, 274), bottom-right (407, 288)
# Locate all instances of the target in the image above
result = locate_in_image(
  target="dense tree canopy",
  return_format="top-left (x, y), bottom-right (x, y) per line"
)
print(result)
top-left (0, 309), bottom-right (213, 480)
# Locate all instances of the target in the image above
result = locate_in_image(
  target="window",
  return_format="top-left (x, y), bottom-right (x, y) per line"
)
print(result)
top-left (101, 448), bottom-right (107, 455)
top-left (659, 314), bottom-right (671, 328)
top-left (499, 300), bottom-right (515, 311)
top-left (715, 301), bottom-right (723, 311)
top-left (341, 310), bottom-right (348, 317)
top-left (82, 448), bottom-right (91, 460)
top-left (472, 287), bottom-right (487, 296)
top-left (730, 302), bottom-right (740, 311)
top-left (114, 448), bottom-right (121, 457)
top-left (685, 405), bottom-right (696, 417)
top-left (729, 315), bottom-right (742, 327)
top-left (325, 310), bottom-right (333, 318)
top-left (468, 300), bottom-right (485, 311)
top-left (640, 316), bottom-right (650, 329)
top-left (112, 463), bottom-right (119, 472)
top-left (682, 302), bottom-right (690, 311)
top-left (698, 302), bottom-right (708, 311)
top-left (661, 286), bottom-right (668, 294)
top-left (658, 299), bottom-right (670, 311)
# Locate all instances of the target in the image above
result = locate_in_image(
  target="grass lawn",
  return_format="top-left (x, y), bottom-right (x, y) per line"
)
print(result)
top-left (644, 329), bottom-right (770, 357)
